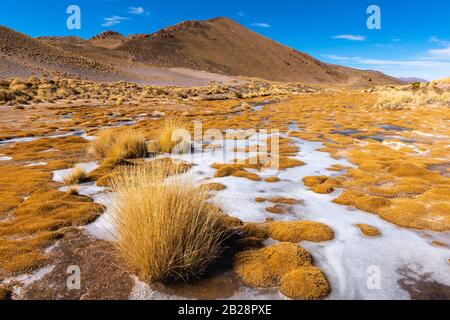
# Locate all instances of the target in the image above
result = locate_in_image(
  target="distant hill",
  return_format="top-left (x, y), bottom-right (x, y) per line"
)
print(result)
top-left (1, 18), bottom-right (402, 86)
top-left (398, 77), bottom-right (429, 83)
top-left (0, 26), bottom-right (122, 81)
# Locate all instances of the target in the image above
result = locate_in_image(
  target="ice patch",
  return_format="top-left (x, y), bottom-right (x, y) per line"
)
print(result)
top-left (382, 140), bottom-right (430, 156)
top-left (0, 130), bottom-right (93, 145)
top-left (25, 161), bottom-right (48, 167)
top-left (85, 192), bottom-right (117, 242)
top-left (2, 265), bottom-right (55, 298)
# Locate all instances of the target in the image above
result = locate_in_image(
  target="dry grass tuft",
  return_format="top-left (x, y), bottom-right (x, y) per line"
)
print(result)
top-left (67, 186), bottom-right (79, 195)
top-left (64, 166), bottom-right (88, 185)
top-left (110, 161), bottom-right (232, 282)
top-left (156, 119), bottom-right (191, 154)
top-left (89, 128), bottom-right (147, 165)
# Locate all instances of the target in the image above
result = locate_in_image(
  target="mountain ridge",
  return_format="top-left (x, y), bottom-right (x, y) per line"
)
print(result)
top-left (1, 17), bottom-right (402, 86)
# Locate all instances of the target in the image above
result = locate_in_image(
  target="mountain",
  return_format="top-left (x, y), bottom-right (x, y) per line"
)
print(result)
top-left (398, 77), bottom-right (429, 83)
top-left (118, 17), bottom-right (401, 86)
top-left (1, 18), bottom-right (401, 86)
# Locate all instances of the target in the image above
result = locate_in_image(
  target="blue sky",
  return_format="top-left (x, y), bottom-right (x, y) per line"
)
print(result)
top-left (1, 0), bottom-right (449, 80)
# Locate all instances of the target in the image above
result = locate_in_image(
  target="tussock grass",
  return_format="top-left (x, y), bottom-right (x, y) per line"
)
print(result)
top-left (89, 128), bottom-right (147, 165)
top-left (156, 119), bottom-right (191, 154)
top-left (64, 166), bottom-right (88, 185)
top-left (110, 161), bottom-right (231, 282)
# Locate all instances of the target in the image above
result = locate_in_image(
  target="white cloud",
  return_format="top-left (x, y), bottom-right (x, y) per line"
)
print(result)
top-left (102, 15), bottom-right (128, 27)
top-left (332, 34), bottom-right (366, 41)
top-left (251, 22), bottom-right (271, 28)
top-left (323, 54), bottom-right (352, 61)
top-left (237, 12), bottom-right (245, 17)
top-left (426, 46), bottom-right (450, 60)
top-left (325, 54), bottom-right (450, 80)
top-left (128, 6), bottom-right (145, 15)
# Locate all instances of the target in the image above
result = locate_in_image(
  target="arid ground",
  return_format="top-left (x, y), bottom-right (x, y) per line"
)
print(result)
top-left (0, 76), bottom-right (449, 300)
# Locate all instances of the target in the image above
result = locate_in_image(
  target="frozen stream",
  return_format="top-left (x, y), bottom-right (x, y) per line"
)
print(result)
top-left (55, 131), bottom-right (449, 300)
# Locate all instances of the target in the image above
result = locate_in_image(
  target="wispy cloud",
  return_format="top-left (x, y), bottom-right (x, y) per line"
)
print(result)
top-left (324, 54), bottom-right (353, 61)
top-left (429, 36), bottom-right (449, 46)
top-left (102, 15), bottom-right (128, 27)
top-left (427, 46), bottom-right (450, 60)
top-left (426, 36), bottom-right (450, 60)
top-left (332, 34), bottom-right (366, 41)
top-left (237, 12), bottom-right (245, 17)
top-left (251, 22), bottom-right (271, 28)
top-left (128, 6), bottom-right (149, 15)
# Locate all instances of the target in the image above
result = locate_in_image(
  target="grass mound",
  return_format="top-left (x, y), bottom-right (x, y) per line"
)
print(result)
top-left (268, 221), bottom-right (334, 242)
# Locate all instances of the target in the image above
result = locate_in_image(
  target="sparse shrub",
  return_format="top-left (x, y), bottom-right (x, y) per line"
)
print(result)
top-left (375, 84), bottom-right (450, 109)
top-left (115, 97), bottom-right (124, 105)
top-left (0, 89), bottom-right (12, 102)
top-left (14, 97), bottom-right (29, 105)
top-left (110, 161), bottom-right (231, 282)
top-left (9, 80), bottom-right (28, 94)
top-left (411, 82), bottom-right (421, 90)
top-left (89, 128), bottom-right (147, 165)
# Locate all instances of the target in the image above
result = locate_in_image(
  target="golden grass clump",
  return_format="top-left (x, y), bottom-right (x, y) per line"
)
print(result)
top-left (213, 163), bottom-right (262, 181)
top-left (64, 166), bottom-right (88, 185)
top-left (280, 267), bottom-right (330, 300)
top-left (89, 128), bottom-right (147, 165)
top-left (303, 175), bottom-right (341, 194)
top-left (110, 161), bottom-right (232, 282)
top-left (234, 242), bottom-right (312, 288)
top-left (264, 176), bottom-right (280, 183)
top-left (203, 182), bottom-right (227, 191)
top-left (265, 205), bottom-right (285, 214)
top-left (234, 242), bottom-right (330, 299)
top-left (268, 197), bottom-right (300, 205)
top-left (355, 224), bottom-right (380, 237)
top-left (268, 221), bottom-right (334, 243)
